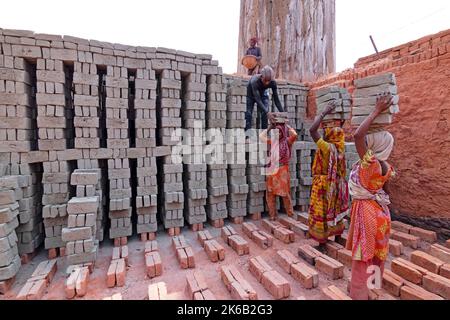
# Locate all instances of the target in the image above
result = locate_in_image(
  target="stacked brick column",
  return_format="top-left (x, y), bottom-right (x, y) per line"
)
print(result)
top-left (14, 171), bottom-right (43, 258)
top-left (0, 39), bottom-right (45, 257)
top-left (225, 77), bottom-right (248, 222)
top-left (344, 143), bottom-right (359, 180)
top-left (103, 61), bottom-right (132, 240)
top-left (37, 53), bottom-right (72, 254)
top-left (160, 69), bottom-right (184, 230)
top-left (205, 74), bottom-right (228, 225)
top-left (62, 169), bottom-right (99, 265)
top-left (0, 176), bottom-right (22, 283)
top-left (289, 143), bottom-right (299, 208)
top-left (0, 52), bottom-right (36, 156)
top-left (292, 85), bottom-right (308, 133)
top-left (135, 67), bottom-right (158, 237)
top-left (296, 142), bottom-right (316, 211)
top-left (72, 54), bottom-right (106, 241)
top-left (182, 72), bottom-right (207, 226)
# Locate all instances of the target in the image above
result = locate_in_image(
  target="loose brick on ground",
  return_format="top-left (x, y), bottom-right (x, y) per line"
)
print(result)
top-left (294, 211), bottom-right (309, 225)
top-left (115, 258), bottom-right (126, 287)
top-left (148, 282), bottom-right (168, 300)
top-left (336, 249), bottom-right (353, 268)
top-left (75, 267), bottom-right (90, 297)
top-left (429, 244), bottom-right (450, 263)
top-left (242, 222), bottom-right (273, 249)
top-left (422, 272), bottom-right (450, 299)
top-left (291, 222), bottom-right (309, 239)
top-left (298, 244), bottom-right (323, 265)
top-left (65, 268), bottom-right (80, 299)
top-left (220, 265), bottom-right (258, 300)
top-left (144, 240), bottom-right (158, 254)
top-left (186, 272), bottom-right (209, 299)
top-left (197, 230), bottom-right (214, 247)
top-left (325, 242), bottom-right (344, 259)
top-left (145, 251), bottom-right (162, 278)
top-left (410, 250), bottom-right (444, 274)
top-left (322, 285), bottom-right (352, 300)
top-left (0, 277), bottom-right (15, 295)
top-left (409, 227), bottom-right (437, 243)
top-left (390, 230), bottom-right (419, 249)
top-left (400, 282), bottom-right (444, 300)
top-left (249, 256), bottom-right (273, 282)
top-left (383, 269), bottom-right (405, 297)
top-left (103, 293), bottom-right (122, 300)
top-left (389, 239), bottom-right (404, 257)
top-left (106, 260), bottom-right (118, 288)
top-left (242, 222), bottom-right (258, 238)
top-left (261, 270), bottom-right (290, 299)
top-left (439, 264), bottom-right (450, 279)
top-left (228, 235), bottom-right (249, 256)
top-left (315, 254), bottom-right (344, 280)
top-left (391, 258), bottom-right (428, 285)
top-left (204, 239), bottom-right (225, 262)
top-left (368, 288), bottom-right (397, 300)
top-left (30, 259), bottom-right (58, 283)
top-left (276, 250), bottom-right (299, 274)
top-left (291, 262), bottom-right (319, 289)
top-left (278, 216), bottom-right (298, 229)
top-left (221, 226), bottom-right (237, 244)
top-left (391, 221), bottom-right (413, 234)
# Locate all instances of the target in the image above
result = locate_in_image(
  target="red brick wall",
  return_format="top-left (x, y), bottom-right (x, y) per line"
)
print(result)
top-left (307, 29), bottom-right (450, 220)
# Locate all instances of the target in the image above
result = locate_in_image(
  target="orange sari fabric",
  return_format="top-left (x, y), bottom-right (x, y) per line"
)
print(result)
top-left (346, 151), bottom-right (394, 262)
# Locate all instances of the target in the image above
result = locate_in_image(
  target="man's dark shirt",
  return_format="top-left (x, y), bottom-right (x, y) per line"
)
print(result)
top-left (246, 47), bottom-right (262, 59)
top-left (247, 75), bottom-right (284, 113)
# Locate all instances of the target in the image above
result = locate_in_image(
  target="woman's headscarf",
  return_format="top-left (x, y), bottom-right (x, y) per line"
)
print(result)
top-left (266, 123), bottom-right (291, 174)
top-left (366, 131), bottom-right (394, 161)
top-left (324, 127), bottom-right (345, 154)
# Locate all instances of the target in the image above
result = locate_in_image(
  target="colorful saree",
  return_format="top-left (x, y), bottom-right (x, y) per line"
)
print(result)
top-left (308, 128), bottom-right (349, 243)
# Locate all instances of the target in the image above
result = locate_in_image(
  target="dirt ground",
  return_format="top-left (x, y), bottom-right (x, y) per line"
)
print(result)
top-left (0, 216), bottom-right (428, 300)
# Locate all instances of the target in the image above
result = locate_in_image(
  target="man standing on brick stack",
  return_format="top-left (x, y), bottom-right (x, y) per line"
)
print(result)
top-left (245, 66), bottom-right (284, 133)
top-left (245, 37), bottom-right (263, 75)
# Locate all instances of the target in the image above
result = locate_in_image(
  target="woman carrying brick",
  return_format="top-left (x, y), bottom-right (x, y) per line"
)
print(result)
top-left (259, 114), bottom-right (298, 220)
top-left (308, 102), bottom-right (349, 251)
top-left (346, 93), bottom-right (395, 300)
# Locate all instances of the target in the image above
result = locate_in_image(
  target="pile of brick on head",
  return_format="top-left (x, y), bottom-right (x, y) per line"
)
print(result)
top-left (315, 86), bottom-right (351, 121)
top-left (352, 73), bottom-right (400, 130)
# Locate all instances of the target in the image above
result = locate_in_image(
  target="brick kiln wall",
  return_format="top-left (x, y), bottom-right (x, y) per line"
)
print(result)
top-left (307, 29), bottom-right (450, 237)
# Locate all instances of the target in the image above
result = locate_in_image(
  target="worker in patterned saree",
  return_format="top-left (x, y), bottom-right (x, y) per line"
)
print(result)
top-left (346, 93), bottom-right (395, 300)
top-left (260, 114), bottom-right (298, 220)
top-left (308, 101), bottom-right (349, 251)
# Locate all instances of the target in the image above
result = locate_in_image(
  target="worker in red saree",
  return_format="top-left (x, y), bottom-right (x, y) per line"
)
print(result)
top-left (260, 115), bottom-right (298, 220)
top-left (347, 93), bottom-right (396, 300)
top-left (308, 102), bottom-right (349, 250)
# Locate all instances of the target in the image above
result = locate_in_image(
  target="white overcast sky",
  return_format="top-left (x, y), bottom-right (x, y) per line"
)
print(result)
top-left (1, 0), bottom-right (449, 74)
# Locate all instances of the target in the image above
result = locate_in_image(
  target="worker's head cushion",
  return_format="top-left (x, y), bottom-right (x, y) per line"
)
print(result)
top-left (366, 131), bottom-right (394, 161)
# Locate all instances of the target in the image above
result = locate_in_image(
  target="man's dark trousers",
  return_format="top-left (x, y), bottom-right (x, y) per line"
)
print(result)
top-left (245, 94), bottom-right (269, 131)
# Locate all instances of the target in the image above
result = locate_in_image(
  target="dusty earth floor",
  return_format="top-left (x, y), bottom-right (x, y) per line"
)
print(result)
top-left (0, 215), bottom-right (433, 300)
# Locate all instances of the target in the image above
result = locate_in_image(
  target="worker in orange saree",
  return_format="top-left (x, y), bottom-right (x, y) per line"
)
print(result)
top-left (347, 93), bottom-right (396, 300)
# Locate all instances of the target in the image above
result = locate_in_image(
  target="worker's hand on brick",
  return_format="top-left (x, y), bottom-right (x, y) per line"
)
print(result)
top-left (374, 92), bottom-right (394, 115)
top-left (324, 101), bottom-right (337, 115)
